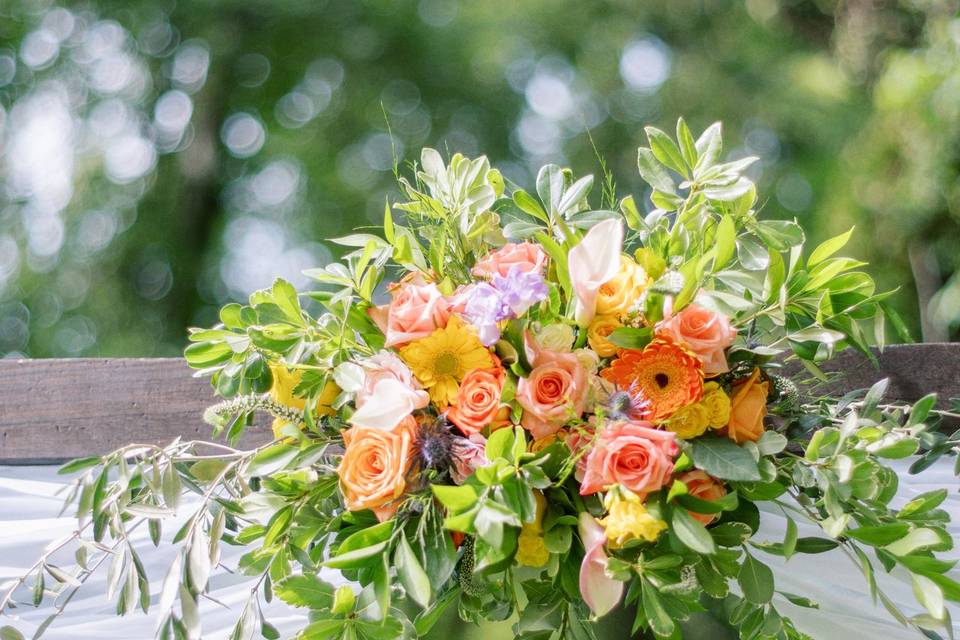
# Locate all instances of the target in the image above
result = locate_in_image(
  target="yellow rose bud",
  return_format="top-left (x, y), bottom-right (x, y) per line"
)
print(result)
top-left (599, 490), bottom-right (667, 547)
top-left (701, 381), bottom-right (731, 429)
top-left (664, 402), bottom-right (711, 440)
top-left (595, 256), bottom-right (648, 317)
top-left (587, 315), bottom-right (623, 358)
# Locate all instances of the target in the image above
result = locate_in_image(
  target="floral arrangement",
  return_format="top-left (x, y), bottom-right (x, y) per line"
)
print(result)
top-left (3, 120), bottom-right (959, 640)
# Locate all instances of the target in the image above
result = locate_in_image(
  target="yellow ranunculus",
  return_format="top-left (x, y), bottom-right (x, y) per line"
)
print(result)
top-left (269, 363), bottom-right (339, 439)
top-left (516, 530), bottom-right (550, 567)
top-left (701, 381), bottom-right (731, 429)
top-left (595, 256), bottom-right (648, 317)
top-left (587, 315), bottom-right (622, 358)
top-left (599, 490), bottom-right (666, 547)
top-left (516, 491), bottom-right (550, 567)
top-left (664, 401), bottom-right (711, 440)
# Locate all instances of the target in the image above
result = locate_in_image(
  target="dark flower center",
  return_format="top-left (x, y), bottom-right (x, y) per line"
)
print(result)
top-left (655, 373), bottom-right (669, 388)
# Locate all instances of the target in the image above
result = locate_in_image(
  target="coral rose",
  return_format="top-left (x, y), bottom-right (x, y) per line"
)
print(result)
top-left (726, 368), bottom-right (768, 443)
top-left (447, 366), bottom-right (506, 435)
top-left (656, 303), bottom-right (737, 375)
top-left (587, 315), bottom-right (622, 358)
top-left (339, 416), bottom-right (416, 521)
top-left (595, 256), bottom-right (647, 317)
top-left (473, 242), bottom-right (547, 278)
top-left (580, 420), bottom-right (678, 498)
top-left (677, 470), bottom-right (727, 525)
top-left (517, 336), bottom-right (589, 439)
top-left (384, 281), bottom-right (451, 347)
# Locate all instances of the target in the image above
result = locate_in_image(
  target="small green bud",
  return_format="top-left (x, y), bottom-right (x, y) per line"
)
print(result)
top-left (331, 586), bottom-right (356, 615)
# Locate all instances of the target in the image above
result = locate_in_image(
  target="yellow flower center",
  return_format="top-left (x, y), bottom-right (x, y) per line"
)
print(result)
top-left (432, 352), bottom-right (460, 376)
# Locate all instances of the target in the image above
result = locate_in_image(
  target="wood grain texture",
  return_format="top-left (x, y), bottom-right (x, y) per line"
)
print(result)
top-left (785, 343), bottom-right (960, 406)
top-left (0, 358), bottom-right (271, 465)
top-left (1, 346), bottom-right (958, 464)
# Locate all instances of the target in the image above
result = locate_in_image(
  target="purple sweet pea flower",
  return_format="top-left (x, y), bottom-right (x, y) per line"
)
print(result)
top-left (493, 266), bottom-right (549, 316)
top-left (462, 282), bottom-right (510, 346)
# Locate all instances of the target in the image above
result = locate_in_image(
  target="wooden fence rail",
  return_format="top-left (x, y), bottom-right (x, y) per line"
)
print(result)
top-left (1, 344), bottom-right (958, 465)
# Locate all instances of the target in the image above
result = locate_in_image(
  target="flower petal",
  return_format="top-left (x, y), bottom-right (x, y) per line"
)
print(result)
top-left (568, 219), bottom-right (623, 325)
top-left (347, 378), bottom-right (425, 430)
top-left (578, 512), bottom-right (623, 617)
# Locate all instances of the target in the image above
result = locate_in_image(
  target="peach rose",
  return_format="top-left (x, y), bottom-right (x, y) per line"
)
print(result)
top-left (356, 351), bottom-right (429, 410)
top-left (656, 303), bottom-right (736, 375)
top-left (580, 420), bottom-right (677, 498)
top-left (384, 281), bottom-right (451, 347)
top-left (473, 242), bottom-right (548, 278)
top-left (677, 470), bottom-right (727, 525)
top-left (726, 368), bottom-right (768, 443)
top-left (339, 416), bottom-right (416, 521)
top-left (447, 366), bottom-right (506, 435)
top-left (517, 337), bottom-right (588, 439)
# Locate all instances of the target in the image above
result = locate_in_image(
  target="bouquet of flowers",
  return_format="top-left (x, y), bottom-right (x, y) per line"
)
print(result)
top-left (4, 119), bottom-right (959, 640)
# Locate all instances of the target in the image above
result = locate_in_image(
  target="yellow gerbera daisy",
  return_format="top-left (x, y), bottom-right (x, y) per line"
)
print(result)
top-left (399, 316), bottom-right (493, 406)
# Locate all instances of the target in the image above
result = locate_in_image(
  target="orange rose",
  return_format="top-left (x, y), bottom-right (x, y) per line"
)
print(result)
top-left (726, 368), bottom-right (768, 443)
top-left (384, 281), bottom-right (451, 347)
top-left (338, 416), bottom-right (416, 521)
top-left (656, 303), bottom-right (736, 375)
top-left (473, 242), bottom-right (548, 278)
top-left (447, 366), bottom-right (506, 435)
top-left (677, 470), bottom-right (727, 525)
top-left (587, 315), bottom-right (622, 358)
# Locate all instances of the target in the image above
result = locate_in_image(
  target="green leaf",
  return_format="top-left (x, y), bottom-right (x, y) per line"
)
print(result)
top-left (808, 227), bottom-right (855, 267)
top-left (337, 520), bottom-right (394, 555)
top-left (57, 457), bottom-right (102, 475)
top-left (738, 554), bottom-right (774, 604)
top-left (641, 580), bottom-right (675, 637)
top-left (793, 537), bottom-right (840, 554)
top-left (846, 523), bottom-right (911, 546)
top-left (323, 540), bottom-right (389, 569)
top-left (898, 489), bottom-right (948, 519)
top-left (694, 122), bottom-right (722, 171)
top-left (676, 117), bottom-right (698, 169)
top-left (395, 535), bottom-right (431, 608)
top-left (637, 147), bottom-right (675, 194)
top-left (690, 438), bottom-right (762, 481)
top-left (907, 394), bottom-right (938, 427)
top-left (414, 587), bottom-right (461, 636)
top-left (714, 214), bottom-right (736, 270)
top-left (607, 326), bottom-right (653, 350)
top-left (645, 126), bottom-right (688, 177)
top-left (710, 522), bottom-right (752, 547)
top-left (0, 627), bottom-right (24, 640)
top-left (783, 517), bottom-right (798, 560)
top-left (274, 575), bottom-right (334, 609)
top-left (271, 278), bottom-right (303, 324)
top-left (431, 484), bottom-right (478, 512)
top-left (486, 427), bottom-right (515, 461)
top-left (671, 508), bottom-right (716, 554)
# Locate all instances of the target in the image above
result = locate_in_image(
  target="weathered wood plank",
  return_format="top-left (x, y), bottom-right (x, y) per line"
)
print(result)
top-left (1, 346), bottom-right (957, 464)
top-left (0, 358), bottom-right (270, 465)
top-left (785, 343), bottom-right (960, 407)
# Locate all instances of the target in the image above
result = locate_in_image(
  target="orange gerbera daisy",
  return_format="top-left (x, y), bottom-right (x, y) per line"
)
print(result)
top-left (600, 339), bottom-right (703, 421)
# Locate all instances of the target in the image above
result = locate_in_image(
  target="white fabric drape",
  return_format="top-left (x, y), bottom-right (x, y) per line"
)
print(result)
top-left (1, 459), bottom-right (957, 639)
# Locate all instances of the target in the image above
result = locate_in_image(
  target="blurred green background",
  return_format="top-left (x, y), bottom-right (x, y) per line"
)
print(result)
top-left (2, 0), bottom-right (958, 637)
top-left (2, 0), bottom-right (960, 362)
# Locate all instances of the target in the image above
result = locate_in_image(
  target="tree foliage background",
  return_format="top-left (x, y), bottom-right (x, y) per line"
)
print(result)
top-left (1, 0), bottom-right (958, 360)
